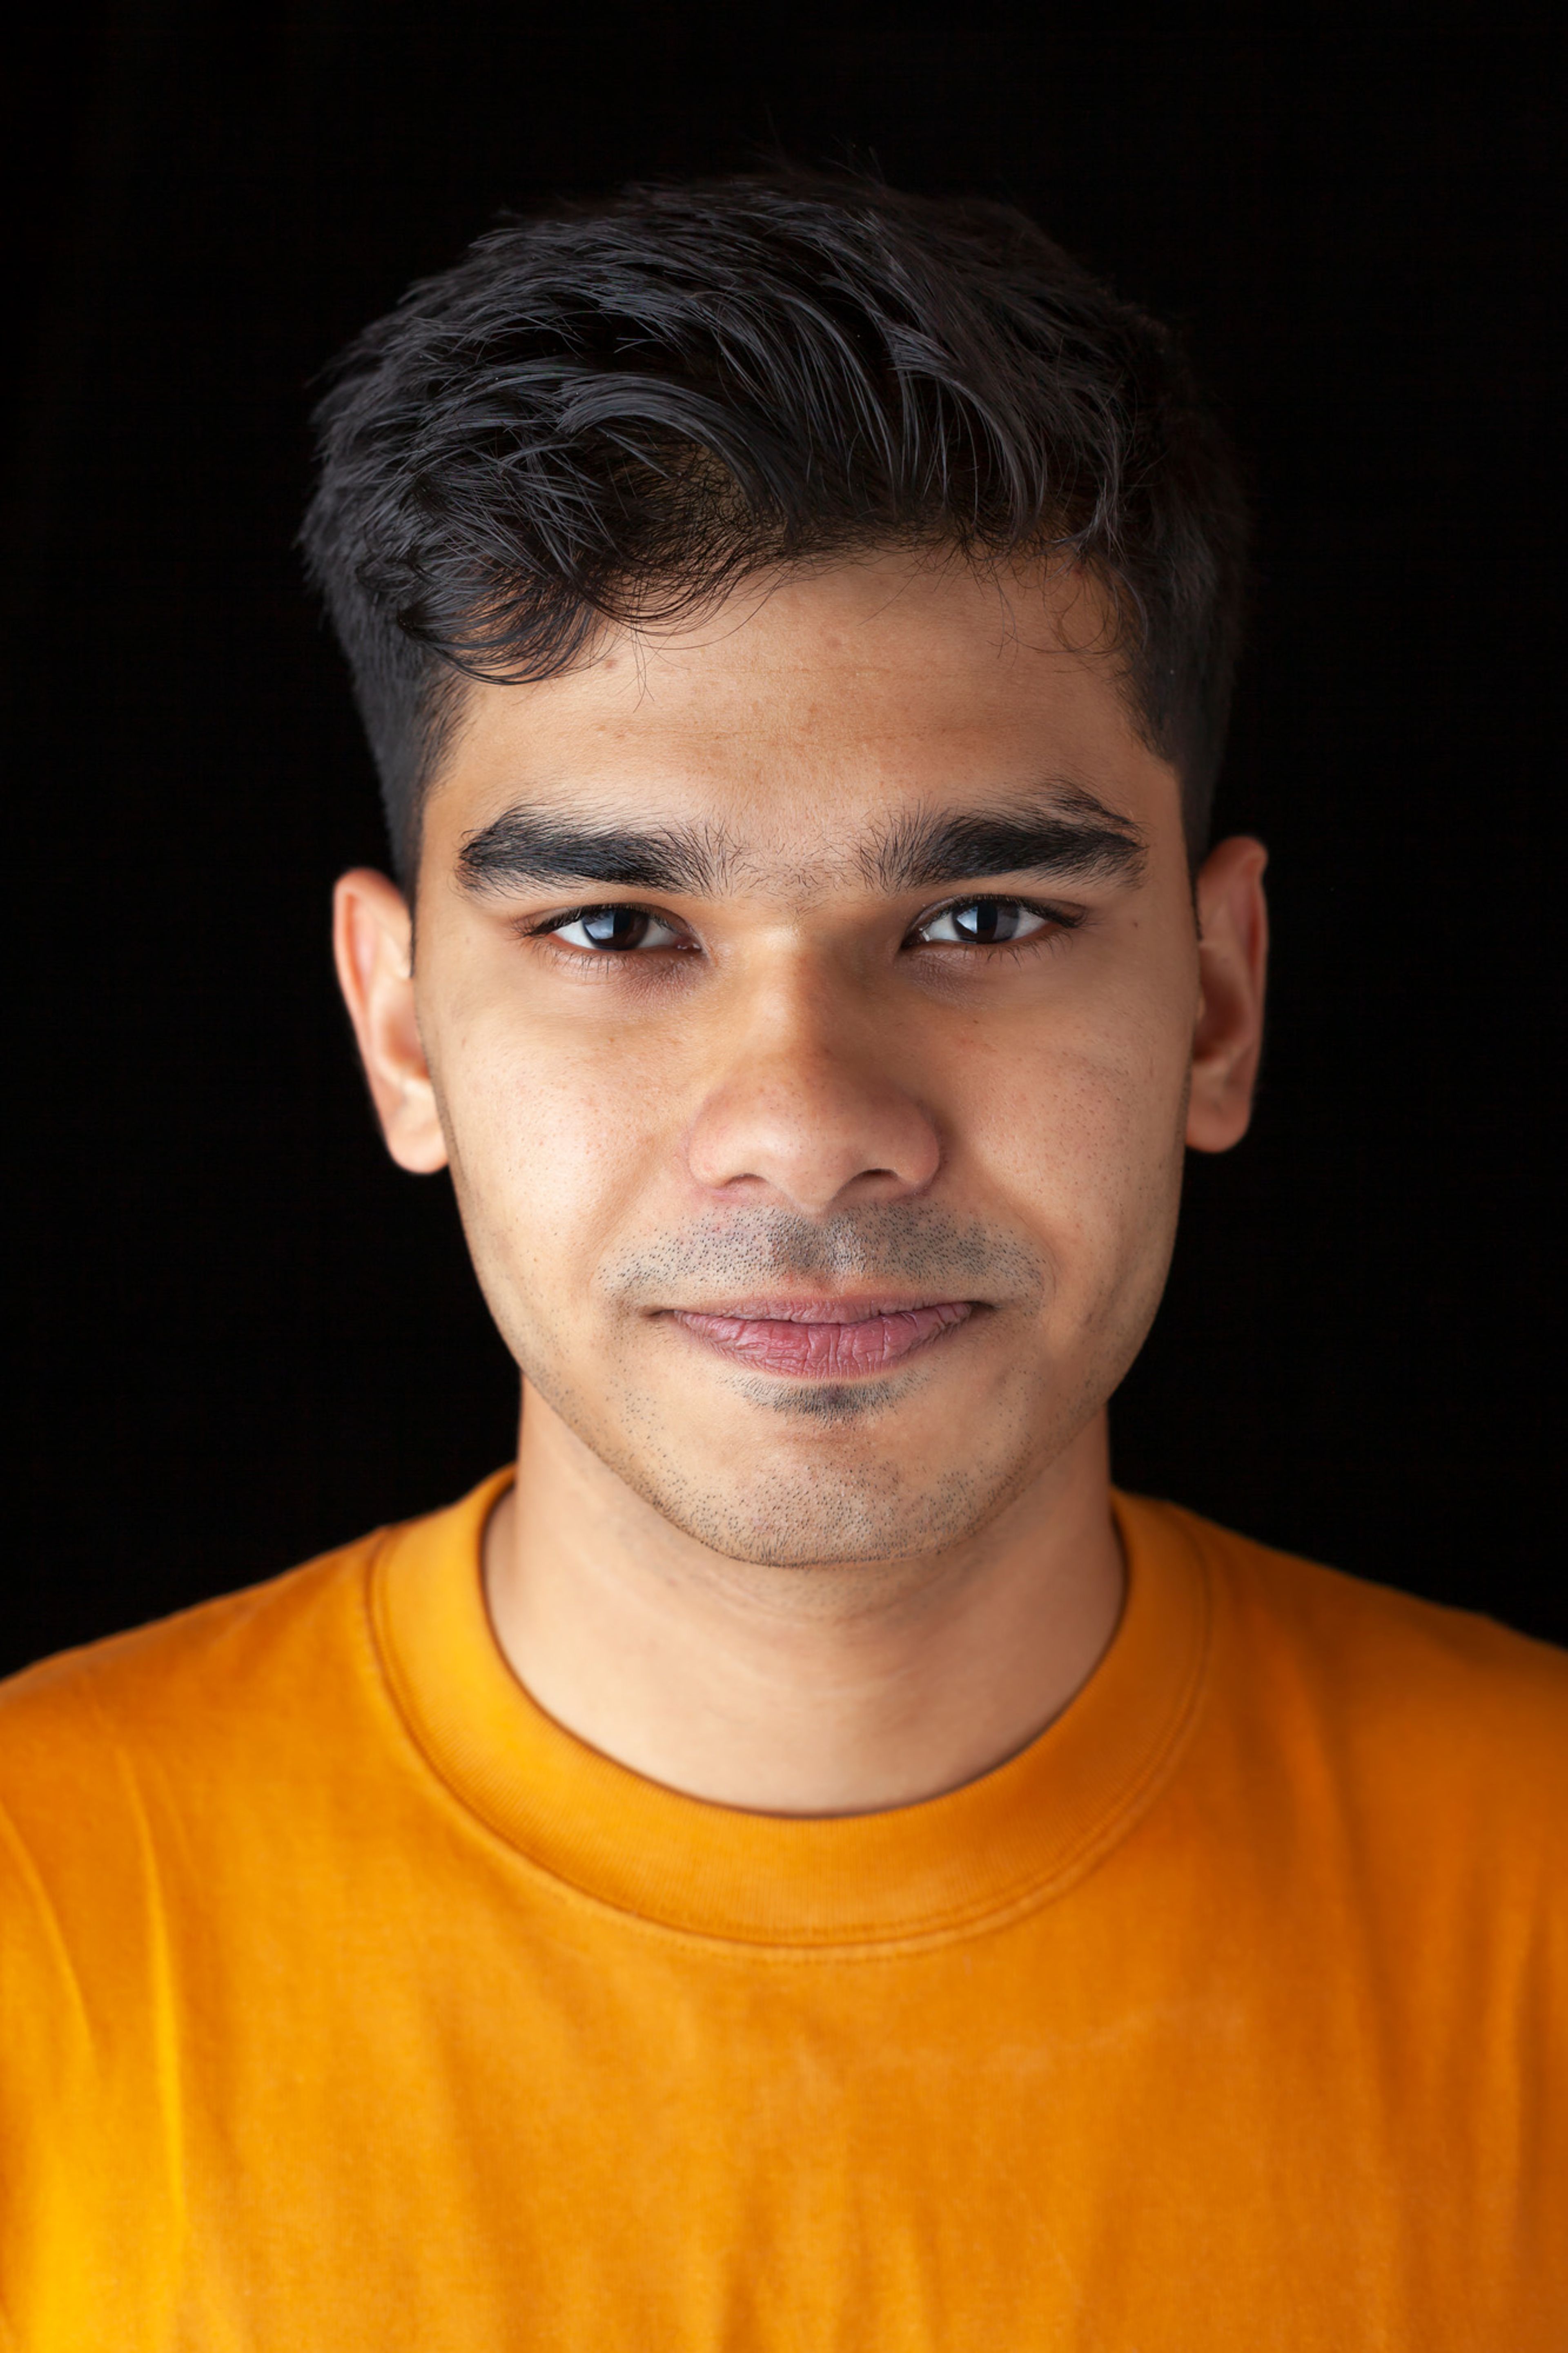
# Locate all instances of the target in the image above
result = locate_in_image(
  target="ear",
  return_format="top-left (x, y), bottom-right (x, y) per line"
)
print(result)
top-left (332, 869), bottom-right (449, 1174)
top-left (1186, 835), bottom-right (1270, 1154)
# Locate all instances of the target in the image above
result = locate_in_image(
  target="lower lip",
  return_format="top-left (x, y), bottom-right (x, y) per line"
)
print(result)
top-left (669, 1300), bottom-right (974, 1378)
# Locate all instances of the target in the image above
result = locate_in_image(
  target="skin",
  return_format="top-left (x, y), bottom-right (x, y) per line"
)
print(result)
top-left (335, 554), bottom-right (1267, 1813)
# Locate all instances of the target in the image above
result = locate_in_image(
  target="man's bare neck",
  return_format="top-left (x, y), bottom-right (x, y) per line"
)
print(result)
top-left (481, 1390), bottom-right (1125, 1815)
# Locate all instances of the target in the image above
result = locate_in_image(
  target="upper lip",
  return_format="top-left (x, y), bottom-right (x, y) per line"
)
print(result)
top-left (664, 1296), bottom-right (975, 1323)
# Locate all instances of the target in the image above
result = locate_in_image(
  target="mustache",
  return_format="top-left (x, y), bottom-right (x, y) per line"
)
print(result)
top-left (601, 1203), bottom-right (1047, 1305)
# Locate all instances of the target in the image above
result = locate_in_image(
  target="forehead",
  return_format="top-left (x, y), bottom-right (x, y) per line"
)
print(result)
top-left (422, 555), bottom-right (1179, 874)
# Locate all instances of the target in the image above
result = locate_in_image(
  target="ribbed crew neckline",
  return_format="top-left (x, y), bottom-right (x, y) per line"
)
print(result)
top-left (370, 1472), bottom-right (1212, 1950)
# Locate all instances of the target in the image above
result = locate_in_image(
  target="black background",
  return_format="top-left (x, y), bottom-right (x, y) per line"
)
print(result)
top-left (8, 3), bottom-right (1563, 1676)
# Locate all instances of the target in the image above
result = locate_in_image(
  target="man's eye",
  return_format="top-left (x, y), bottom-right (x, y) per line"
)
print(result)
top-left (912, 897), bottom-right (1051, 947)
top-left (547, 907), bottom-right (685, 952)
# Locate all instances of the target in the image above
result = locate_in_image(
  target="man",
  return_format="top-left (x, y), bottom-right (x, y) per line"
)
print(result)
top-left (2, 175), bottom-right (1563, 2349)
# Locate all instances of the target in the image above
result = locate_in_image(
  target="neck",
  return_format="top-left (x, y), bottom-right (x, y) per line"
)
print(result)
top-left (482, 1389), bottom-right (1125, 1816)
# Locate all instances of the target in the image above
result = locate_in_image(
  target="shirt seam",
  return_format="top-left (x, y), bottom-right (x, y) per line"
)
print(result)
top-left (360, 1511), bottom-right (1216, 1959)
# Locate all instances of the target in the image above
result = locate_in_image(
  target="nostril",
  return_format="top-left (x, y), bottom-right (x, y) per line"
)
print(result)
top-left (683, 1055), bottom-right (943, 1207)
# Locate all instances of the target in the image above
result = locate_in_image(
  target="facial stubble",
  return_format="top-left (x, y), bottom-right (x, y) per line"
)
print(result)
top-left (510, 1204), bottom-right (1100, 1571)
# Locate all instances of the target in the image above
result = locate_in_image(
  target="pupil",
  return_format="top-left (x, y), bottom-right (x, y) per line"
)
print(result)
top-left (961, 900), bottom-right (1006, 942)
top-left (586, 909), bottom-right (644, 949)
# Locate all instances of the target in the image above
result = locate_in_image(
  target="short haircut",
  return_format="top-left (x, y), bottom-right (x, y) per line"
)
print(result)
top-left (302, 171), bottom-right (1248, 884)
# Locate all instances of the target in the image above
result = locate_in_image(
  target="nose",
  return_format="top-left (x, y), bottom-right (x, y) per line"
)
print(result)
top-left (683, 962), bottom-right (942, 1214)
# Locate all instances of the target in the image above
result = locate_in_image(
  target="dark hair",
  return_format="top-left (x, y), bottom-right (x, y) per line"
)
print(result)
top-left (303, 172), bottom-right (1247, 882)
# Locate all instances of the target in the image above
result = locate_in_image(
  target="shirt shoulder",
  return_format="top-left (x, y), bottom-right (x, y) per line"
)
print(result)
top-left (0, 1515), bottom-right (415, 1900)
top-left (1141, 1496), bottom-right (1568, 1844)
top-left (2, 1527), bottom-right (373, 1750)
top-left (0, 1510), bottom-right (448, 2046)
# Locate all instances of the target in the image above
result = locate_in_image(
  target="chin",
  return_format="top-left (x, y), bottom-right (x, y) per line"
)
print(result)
top-left (616, 1439), bottom-right (1030, 1570)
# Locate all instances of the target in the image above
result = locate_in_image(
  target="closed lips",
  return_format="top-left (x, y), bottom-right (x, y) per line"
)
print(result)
top-left (670, 1300), bottom-right (974, 1376)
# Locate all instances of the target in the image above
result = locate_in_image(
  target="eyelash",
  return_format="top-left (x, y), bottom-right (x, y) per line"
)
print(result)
top-left (520, 905), bottom-right (695, 957)
top-left (520, 895), bottom-right (1084, 961)
top-left (908, 894), bottom-right (1085, 953)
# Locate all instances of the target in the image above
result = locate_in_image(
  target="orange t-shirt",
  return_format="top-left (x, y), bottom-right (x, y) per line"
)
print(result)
top-left (2, 1474), bottom-right (1565, 2349)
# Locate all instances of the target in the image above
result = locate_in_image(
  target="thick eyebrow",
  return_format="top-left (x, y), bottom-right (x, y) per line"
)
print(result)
top-left (457, 784), bottom-right (1147, 902)
top-left (864, 789), bottom-right (1147, 893)
top-left (456, 809), bottom-right (733, 896)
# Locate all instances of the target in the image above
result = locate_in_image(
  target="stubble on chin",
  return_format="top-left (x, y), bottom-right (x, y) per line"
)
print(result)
top-left (504, 1200), bottom-right (1139, 1571)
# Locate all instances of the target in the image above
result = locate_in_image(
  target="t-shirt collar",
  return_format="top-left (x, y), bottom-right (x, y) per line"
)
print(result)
top-left (371, 1468), bottom-right (1211, 1950)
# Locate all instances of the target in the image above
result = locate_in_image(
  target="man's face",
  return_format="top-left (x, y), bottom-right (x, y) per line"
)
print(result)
top-left (342, 556), bottom-right (1264, 1567)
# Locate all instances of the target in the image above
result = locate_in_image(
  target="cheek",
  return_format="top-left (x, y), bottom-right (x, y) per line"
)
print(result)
top-left (958, 1007), bottom-right (1189, 1306)
top-left (433, 1016), bottom-right (671, 1309)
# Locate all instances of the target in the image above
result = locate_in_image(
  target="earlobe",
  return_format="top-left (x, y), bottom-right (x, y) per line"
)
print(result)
top-left (331, 870), bottom-right (450, 1174)
top-left (1185, 835), bottom-right (1270, 1155)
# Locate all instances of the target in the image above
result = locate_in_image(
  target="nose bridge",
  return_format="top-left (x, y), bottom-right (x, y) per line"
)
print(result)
top-left (682, 934), bottom-right (941, 1211)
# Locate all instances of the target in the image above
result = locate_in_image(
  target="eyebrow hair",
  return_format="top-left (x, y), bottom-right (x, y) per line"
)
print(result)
top-left (863, 789), bottom-right (1147, 892)
top-left (456, 784), bottom-right (1147, 901)
top-left (457, 810), bottom-right (734, 895)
